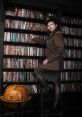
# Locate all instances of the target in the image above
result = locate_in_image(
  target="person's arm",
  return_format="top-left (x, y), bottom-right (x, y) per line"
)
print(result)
top-left (47, 32), bottom-right (64, 63)
top-left (31, 34), bottom-right (46, 45)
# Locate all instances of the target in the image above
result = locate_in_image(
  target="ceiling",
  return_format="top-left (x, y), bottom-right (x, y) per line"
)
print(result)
top-left (5, 0), bottom-right (82, 7)
top-left (34, 0), bottom-right (82, 15)
top-left (40, 0), bottom-right (82, 7)
top-left (5, 0), bottom-right (82, 15)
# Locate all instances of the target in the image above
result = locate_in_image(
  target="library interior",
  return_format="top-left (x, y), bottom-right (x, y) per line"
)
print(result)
top-left (0, 0), bottom-right (82, 117)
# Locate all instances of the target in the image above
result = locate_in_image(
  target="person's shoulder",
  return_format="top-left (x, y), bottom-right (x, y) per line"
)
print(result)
top-left (55, 31), bottom-right (62, 34)
top-left (55, 31), bottom-right (63, 37)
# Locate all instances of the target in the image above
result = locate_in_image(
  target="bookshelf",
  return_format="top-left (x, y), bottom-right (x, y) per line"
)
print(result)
top-left (60, 12), bottom-right (82, 112)
top-left (3, 5), bottom-right (49, 90)
top-left (61, 13), bottom-right (82, 92)
top-left (0, 0), bottom-right (58, 116)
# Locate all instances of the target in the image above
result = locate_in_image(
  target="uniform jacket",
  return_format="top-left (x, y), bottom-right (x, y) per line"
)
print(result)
top-left (33, 29), bottom-right (64, 71)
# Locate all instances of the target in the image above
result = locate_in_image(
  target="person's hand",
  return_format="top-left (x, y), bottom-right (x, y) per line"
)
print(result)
top-left (42, 58), bottom-right (48, 65)
top-left (30, 34), bottom-right (38, 39)
top-left (30, 34), bottom-right (35, 39)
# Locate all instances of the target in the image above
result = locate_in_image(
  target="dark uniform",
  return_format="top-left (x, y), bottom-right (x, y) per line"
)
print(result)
top-left (32, 28), bottom-right (64, 109)
top-left (33, 29), bottom-right (64, 82)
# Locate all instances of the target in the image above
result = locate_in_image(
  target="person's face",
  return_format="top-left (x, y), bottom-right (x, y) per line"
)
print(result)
top-left (47, 21), bottom-right (57, 32)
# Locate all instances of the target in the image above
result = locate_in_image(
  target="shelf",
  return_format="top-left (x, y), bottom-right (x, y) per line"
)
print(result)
top-left (61, 91), bottom-right (82, 94)
top-left (3, 55), bottom-right (45, 59)
top-left (63, 34), bottom-right (82, 39)
top-left (2, 68), bottom-right (34, 72)
top-left (65, 46), bottom-right (82, 50)
top-left (61, 22), bottom-right (82, 28)
top-left (4, 41), bottom-right (46, 48)
top-left (5, 15), bottom-right (45, 24)
top-left (1, 81), bottom-right (38, 85)
top-left (62, 12), bottom-right (82, 18)
top-left (63, 58), bottom-right (82, 61)
top-left (1, 80), bottom-right (55, 85)
top-left (62, 69), bottom-right (82, 72)
top-left (4, 28), bottom-right (47, 35)
top-left (61, 80), bottom-right (82, 84)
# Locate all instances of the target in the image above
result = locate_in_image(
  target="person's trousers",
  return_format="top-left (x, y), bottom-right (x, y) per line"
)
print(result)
top-left (33, 68), bottom-right (60, 109)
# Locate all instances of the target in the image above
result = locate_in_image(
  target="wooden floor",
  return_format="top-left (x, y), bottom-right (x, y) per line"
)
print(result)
top-left (0, 93), bottom-right (82, 117)
top-left (1, 111), bottom-right (82, 117)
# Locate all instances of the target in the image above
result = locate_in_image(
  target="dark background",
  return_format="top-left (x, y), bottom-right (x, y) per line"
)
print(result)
top-left (4, 0), bottom-right (82, 15)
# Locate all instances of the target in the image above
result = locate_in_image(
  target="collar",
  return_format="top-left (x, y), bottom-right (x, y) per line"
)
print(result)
top-left (50, 28), bottom-right (57, 37)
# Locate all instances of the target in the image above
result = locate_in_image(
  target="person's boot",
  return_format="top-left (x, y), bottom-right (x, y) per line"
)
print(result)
top-left (50, 83), bottom-right (60, 112)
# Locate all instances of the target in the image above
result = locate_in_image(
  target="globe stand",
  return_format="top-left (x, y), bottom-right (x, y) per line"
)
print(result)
top-left (0, 95), bottom-right (31, 111)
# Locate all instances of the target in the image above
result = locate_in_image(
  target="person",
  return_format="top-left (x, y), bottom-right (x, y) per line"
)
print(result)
top-left (32, 16), bottom-right (64, 110)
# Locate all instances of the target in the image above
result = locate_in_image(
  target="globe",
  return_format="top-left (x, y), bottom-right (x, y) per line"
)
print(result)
top-left (0, 84), bottom-right (31, 110)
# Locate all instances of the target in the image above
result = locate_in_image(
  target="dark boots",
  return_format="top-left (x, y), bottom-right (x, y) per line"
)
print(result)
top-left (51, 82), bottom-right (60, 111)
top-left (33, 72), bottom-right (60, 111)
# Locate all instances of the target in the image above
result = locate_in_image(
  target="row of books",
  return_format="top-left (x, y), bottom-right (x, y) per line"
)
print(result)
top-left (64, 37), bottom-right (82, 47)
top-left (3, 71), bottom-right (36, 82)
top-left (61, 26), bottom-right (82, 36)
top-left (6, 7), bottom-right (82, 26)
top-left (3, 71), bottom-right (38, 93)
top-left (5, 7), bottom-right (55, 20)
top-left (64, 61), bottom-right (82, 69)
top-left (61, 83), bottom-right (82, 92)
top-left (4, 32), bottom-right (48, 42)
top-left (61, 72), bottom-right (82, 81)
top-left (3, 83), bottom-right (37, 94)
top-left (3, 59), bottom-right (82, 69)
top-left (4, 32), bottom-right (82, 48)
top-left (61, 16), bottom-right (82, 25)
top-left (3, 71), bottom-right (82, 82)
top-left (5, 19), bottom-right (46, 31)
top-left (64, 49), bottom-right (82, 58)
top-left (3, 58), bottom-right (39, 68)
top-left (4, 45), bottom-right (82, 58)
top-left (5, 7), bottom-right (44, 19)
top-left (4, 45), bottom-right (45, 56)
top-left (3, 71), bottom-right (82, 93)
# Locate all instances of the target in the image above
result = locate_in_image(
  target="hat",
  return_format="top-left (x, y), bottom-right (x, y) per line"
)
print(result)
top-left (45, 16), bottom-right (58, 25)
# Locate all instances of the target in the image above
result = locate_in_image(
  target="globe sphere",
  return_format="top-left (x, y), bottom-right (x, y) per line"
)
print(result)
top-left (0, 84), bottom-right (31, 110)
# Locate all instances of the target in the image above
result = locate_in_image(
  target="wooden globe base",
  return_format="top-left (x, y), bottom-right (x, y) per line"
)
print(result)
top-left (0, 96), bottom-right (31, 110)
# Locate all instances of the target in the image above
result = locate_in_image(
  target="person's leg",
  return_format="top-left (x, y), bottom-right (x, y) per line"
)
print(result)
top-left (52, 82), bottom-right (60, 109)
top-left (51, 72), bottom-right (60, 110)
top-left (33, 68), bottom-right (51, 95)
top-left (33, 68), bottom-right (46, 87)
